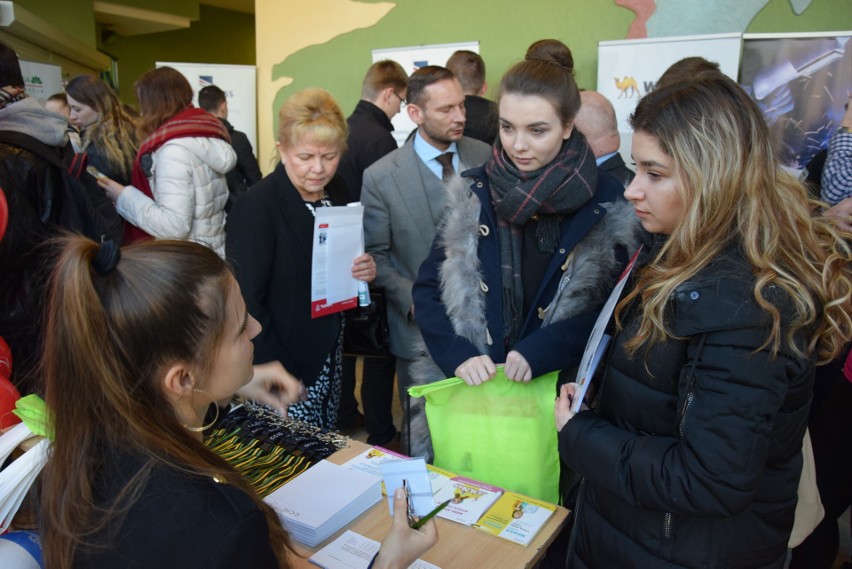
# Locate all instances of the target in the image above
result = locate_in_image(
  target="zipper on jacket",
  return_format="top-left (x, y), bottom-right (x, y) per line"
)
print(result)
top-left (663, 511), bottom-right (673, 541)
top-left (565, 478), bottom-right (586, 568)
top-left (678, 381), bottom-right (695, 438)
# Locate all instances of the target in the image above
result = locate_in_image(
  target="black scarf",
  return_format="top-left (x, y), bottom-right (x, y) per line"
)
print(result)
top-left (484, 129), bottom-right (597, 346)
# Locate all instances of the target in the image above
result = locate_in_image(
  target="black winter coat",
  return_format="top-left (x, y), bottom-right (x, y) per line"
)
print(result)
top-left (559, 248), bottom-right (812, 568)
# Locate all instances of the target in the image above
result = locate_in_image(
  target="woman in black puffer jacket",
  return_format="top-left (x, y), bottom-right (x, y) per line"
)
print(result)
top-left (555, 73), bottom-right (852, 568)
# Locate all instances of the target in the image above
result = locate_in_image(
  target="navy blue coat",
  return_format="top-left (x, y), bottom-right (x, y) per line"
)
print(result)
top-left (413, 165), bottom-right (629, 379)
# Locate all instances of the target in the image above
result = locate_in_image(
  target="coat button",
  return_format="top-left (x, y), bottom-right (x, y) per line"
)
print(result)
top-left (689, 291), bottom-right (700, 300)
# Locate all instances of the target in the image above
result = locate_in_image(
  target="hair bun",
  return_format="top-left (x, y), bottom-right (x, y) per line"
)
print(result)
top-left (524, 40), bottom-right (574, 73)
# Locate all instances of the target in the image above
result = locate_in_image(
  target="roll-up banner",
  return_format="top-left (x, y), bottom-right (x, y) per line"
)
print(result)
top-left (157, 62), bottom-right (258, 158)
top-left (597, 33), bottom-right (742, 164)
top-left (372, 41), bottom-right (480, 146)
top-left (19, 60), bottom-right (63, 103)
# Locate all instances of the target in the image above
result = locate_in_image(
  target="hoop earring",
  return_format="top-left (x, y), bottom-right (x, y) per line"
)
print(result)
top-left (183, 388), bottom-right (220, 433)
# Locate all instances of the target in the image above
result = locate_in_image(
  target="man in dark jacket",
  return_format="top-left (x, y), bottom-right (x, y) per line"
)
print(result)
top-left (336, 60), bottom-right (408, 203)
top-left (446, 50), bottom-right (497, 145)
top-left (574, 90), bottom-right (635, 188)
top-left (198, 85), bottom-right (262, 212)
top-left (336, 60), bottom-right (408, 448)
top-left (0, 42), bottom-right (118, 394)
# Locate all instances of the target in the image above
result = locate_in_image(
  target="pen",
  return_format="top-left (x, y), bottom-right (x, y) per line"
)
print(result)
top-left (411, 499), bottom-right (451, 530)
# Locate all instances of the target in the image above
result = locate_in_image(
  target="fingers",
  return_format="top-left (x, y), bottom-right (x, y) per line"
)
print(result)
top-left (504, 351), bottom-right (532, 382)
top-left (554, 383), bottom-right (578, 432)
top-left (391, 487), bottom-right (410, 529)
top-left (351, 254), bottom-right (377, 282)
top-left (454, 356), bottom-right (496, 386)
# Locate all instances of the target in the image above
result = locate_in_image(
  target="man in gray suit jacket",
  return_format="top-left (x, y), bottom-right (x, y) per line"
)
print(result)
top-left (362, 66), bottom-right (491, 459)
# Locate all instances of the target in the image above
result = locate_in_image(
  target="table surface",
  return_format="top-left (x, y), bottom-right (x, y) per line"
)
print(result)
top-left (287, 440), bottom-right (568, 569)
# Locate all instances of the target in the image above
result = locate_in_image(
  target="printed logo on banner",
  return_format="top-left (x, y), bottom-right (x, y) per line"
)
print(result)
top-left (199, 75), bottom-right (214, 88)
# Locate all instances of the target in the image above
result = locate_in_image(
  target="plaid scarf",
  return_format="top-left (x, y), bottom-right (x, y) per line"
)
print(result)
top-left (124, 106), bottom-right (230, 243)
top-left (484, 129), bottom-right (597, 346)
top-left (0, 87), bottom-right (27, 109)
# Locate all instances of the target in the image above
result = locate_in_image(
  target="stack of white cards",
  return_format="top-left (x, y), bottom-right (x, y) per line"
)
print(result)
top-left (263, 459), bottom-right (382, 547)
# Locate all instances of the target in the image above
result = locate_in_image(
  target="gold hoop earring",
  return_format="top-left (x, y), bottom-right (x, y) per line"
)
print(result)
top-left (183, 388), bottom-right (220, 432)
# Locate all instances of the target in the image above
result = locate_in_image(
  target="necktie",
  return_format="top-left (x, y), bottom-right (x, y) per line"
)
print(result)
top-left (436, 152), bottom-right (455, 183)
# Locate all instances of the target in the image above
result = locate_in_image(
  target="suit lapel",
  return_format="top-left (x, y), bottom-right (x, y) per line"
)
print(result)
top-left (391, 141), bottom-right (440, 248)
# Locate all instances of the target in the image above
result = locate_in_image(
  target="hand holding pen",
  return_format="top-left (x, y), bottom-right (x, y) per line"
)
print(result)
top-left (372, 487), bottom-right (439, 569)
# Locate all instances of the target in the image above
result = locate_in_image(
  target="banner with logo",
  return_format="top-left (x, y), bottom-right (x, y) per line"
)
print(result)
top-left (18, 60), bottom-right (63, 103)
top-left (597, 33), bottom-right (742, 161)
top-left (156, 62), bottom-right (258, 157)
top-left (371, 41), bottom-right (480, 146)
top-left (740, 32), bottom-right (852, 171)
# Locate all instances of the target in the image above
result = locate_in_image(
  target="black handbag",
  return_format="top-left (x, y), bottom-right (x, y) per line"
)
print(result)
top-left (343, 286), bottom-right (391, 357)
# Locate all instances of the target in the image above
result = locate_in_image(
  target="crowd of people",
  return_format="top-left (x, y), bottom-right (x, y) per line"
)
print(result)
top-left (1, 34), bottom-right (851, 569)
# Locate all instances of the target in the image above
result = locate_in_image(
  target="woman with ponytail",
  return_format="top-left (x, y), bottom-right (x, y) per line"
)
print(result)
top-left (554, 73), bottom-right (852, 568)
top-left (39, 237), bottom-right (436, 568)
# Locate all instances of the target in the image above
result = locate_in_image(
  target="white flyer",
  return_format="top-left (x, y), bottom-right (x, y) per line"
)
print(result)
top-left (571, 246), bottom-right (642, 412)
top-left (311, 205), bottom-right (365, 318)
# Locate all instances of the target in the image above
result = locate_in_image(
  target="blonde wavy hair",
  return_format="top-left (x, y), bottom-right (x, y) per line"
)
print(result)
top-left (277, 88), bottom-right (347, 152)
top-left (66, 75), bottom-right (138, 181)
top-left (620, 74), bottom-right (851, 363)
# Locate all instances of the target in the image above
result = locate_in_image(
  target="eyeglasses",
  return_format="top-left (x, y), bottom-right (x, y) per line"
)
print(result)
top-left (392, 91), bottom-right (407, 106)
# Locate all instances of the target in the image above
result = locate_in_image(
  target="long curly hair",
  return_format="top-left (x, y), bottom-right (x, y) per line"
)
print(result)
top-left (40, 237), bottom-right (294, 568)
top-left (619, 74), bottom-right (852, 363)
top-left (66, 75), bottom-right (138, 181)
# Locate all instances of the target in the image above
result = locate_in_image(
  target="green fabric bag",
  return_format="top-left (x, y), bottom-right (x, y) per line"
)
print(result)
top-left (408, 368), bottom-right (559, 503)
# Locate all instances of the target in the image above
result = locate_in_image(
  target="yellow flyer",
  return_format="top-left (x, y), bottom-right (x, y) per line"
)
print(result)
top-left (473, 491), bottom-right (556, 546)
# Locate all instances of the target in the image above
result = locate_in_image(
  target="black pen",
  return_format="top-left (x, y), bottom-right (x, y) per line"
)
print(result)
top-left (411, 499), bottom-right (451, 530)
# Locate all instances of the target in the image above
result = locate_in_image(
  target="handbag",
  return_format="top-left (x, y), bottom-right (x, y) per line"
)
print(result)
top-left (408, 369), bottom-right (560, 503)
top-left (342, 286), bottom-right (390, 357)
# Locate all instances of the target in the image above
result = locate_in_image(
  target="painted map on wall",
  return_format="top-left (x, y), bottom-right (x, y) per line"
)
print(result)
top-left (618, 0), bottom-right (813, 38)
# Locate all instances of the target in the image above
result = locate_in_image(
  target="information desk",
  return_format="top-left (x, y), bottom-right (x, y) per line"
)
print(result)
top-left (288, 440), bottom-right (568, 569)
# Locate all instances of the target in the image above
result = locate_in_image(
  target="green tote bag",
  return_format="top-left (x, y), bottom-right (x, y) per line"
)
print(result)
top-left (408, 369), bottom-right (559, 503)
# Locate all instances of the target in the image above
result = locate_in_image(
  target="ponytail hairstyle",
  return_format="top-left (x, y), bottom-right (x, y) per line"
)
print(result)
top-left (40, 236), bottom-right (294, 568)
top-left (65, 75), bottom-right (138, 181)
top-left (498, 48), bottom-right (579, 127)
top-left (618, 73), bottom-right (852, 362)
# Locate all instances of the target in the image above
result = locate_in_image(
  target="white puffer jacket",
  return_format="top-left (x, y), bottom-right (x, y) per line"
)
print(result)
top-left (115, 136), bottom-right (236, 257)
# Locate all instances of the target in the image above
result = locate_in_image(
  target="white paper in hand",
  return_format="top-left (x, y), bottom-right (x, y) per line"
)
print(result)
top-left (572, 246), bottom-right (642, 413)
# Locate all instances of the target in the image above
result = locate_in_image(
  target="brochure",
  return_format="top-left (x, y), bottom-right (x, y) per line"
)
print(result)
top-left (473, 491), bottom-right (556, 546)
top-left (432, 476), bottom-right (503, 526)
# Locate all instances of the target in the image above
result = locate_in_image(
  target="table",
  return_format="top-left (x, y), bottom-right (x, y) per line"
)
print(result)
top-left (288, 440), bottom-right (568, 569)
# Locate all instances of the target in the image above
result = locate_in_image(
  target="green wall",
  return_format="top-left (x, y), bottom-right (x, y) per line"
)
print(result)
top-left (271, 0), bottom-right (852, 120)
top-left (16, 0), bottom-right (96, 48)
top-left (102, 5), bottom-right (255, 104)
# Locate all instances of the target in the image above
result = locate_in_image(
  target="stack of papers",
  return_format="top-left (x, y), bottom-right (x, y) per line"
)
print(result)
top-left (309, 530), bottom-right (441, 569)
top-left (264, 459), bottom-right (382, 547)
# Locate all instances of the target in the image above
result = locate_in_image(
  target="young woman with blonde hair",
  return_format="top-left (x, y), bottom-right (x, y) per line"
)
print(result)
top-left (555, 73), bottom-right (852, 568)
top-left (65, 74), bottom-right (138, 184)
top-left (39, 236), bottom-right (435, 568)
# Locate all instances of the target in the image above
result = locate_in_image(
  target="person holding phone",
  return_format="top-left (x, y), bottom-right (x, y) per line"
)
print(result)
top-left (96, 67), bottom-right (235, 251)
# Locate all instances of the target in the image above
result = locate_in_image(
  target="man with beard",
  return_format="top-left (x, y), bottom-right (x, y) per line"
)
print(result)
top-left (362, 66), bottom-right (490, 459)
